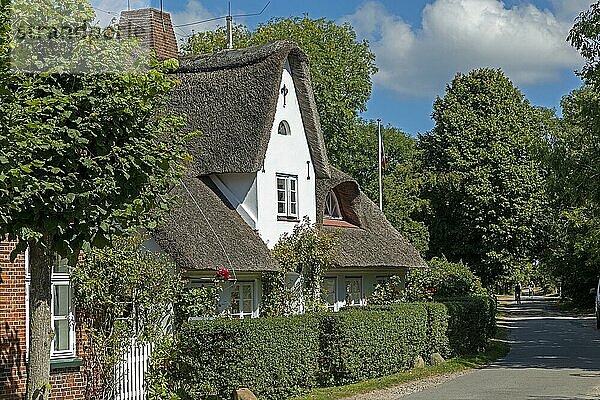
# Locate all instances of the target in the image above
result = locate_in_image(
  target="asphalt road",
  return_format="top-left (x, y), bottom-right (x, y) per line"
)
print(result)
top-left (399, 296), bottom-right (600, 400)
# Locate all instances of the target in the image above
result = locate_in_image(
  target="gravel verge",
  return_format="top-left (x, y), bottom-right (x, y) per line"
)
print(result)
top-left (341, 369), bottom-right (475, 400)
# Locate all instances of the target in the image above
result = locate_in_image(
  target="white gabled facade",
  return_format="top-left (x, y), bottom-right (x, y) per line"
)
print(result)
top-left (256, 60), bottom-right (317, 247)
top-left (214, 60), bottom-right (317, 249)
top-left (191, 59), bottom-right (315, 318)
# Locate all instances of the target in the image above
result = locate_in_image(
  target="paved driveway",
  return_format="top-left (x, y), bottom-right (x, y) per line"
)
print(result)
top-left (399, 297), bottom-right (600, 400)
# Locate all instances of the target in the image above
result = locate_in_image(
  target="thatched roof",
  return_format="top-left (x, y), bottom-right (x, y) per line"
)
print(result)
top-left (317, 168), bottom-right (426, 269)
top-left (170, 41), bottom-right (330, 179)
top-left (153, 176), bottom-right (279, 272)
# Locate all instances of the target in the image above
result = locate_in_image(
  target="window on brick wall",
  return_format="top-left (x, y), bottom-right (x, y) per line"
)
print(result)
top-left (25, 251), bottom-right (76, 359)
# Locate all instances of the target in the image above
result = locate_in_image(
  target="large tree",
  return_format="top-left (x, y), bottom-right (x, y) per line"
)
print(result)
top-left (0, 1), bottom-right (190, 398)
top-left (183, 17), bottom-right (377, 166)
top-left (541, 86), bottom-right (600, 302)
top-left (534, 1), bottom-right (600, 302)
top-left (420, 69), bottom-right (548, 287)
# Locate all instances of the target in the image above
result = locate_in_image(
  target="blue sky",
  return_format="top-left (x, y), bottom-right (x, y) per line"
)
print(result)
top-left (92, 0), bottom-right (591, 135)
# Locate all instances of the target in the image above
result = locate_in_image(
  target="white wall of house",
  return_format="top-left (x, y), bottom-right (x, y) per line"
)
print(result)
top-left (211, 173), bottom-right (258, 229)
top-left (256, 59), bottom-right (317, 248)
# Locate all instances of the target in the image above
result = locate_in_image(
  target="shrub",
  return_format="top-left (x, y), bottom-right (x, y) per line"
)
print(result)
top-left (149, 315), bottom-right (320, 400)
top-left (71, 234), bottom-right (182, 398)
top-left (270, 217), bottom-right (338, 314)
top-left (320, 304), bottom-right (428, 385)
top-left (444, 296), bottom-right (496, 355)
top-left (425, 303), bottom-right (451, 358)
top-left (404, 257), bottom-right (487, 301)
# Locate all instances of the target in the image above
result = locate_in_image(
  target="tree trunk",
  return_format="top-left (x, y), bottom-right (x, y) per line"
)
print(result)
top-left (26, 242), bottom-right (53, 400)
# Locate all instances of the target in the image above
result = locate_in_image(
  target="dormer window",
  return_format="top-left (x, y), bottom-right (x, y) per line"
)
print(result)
top-left (324, 190), bottom-right (342, 219)
top-left (278, 120), bottom-right (291, 136)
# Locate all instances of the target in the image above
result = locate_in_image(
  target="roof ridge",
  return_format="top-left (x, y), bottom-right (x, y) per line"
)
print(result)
top-left (178, 40), bottom-right (306, 73)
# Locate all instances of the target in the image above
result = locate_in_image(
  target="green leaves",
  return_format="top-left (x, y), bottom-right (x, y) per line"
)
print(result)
top-left (270, 217), bottom-right (338, 314)
top-left (148, 305), bottom-right (456, 399)
top-left (420, 69), bottom-right (549, 286)
top-left (0, 14), bottom-right (189, 259)
top-left (71, 234), bottom-right (182, 397)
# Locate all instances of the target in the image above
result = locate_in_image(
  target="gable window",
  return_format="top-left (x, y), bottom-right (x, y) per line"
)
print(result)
top-left (277, 174), bottom-right (298, 220)
top-left (229, 282), bottom-right (254, 319)
top-left (26, 254), bottom-right (76, 359)
top-left (278, 120), bottom-right (291, 136)
top-left (324, 190), bottom-right (342, 219)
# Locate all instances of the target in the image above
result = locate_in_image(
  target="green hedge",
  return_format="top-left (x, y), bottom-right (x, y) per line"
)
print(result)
top-left (164, 315), bottom-right (320, 400)
top-left (444, 296), bottom-right (496, 355)
top-left (320, 304), bottom-right (429, 386)
top-left (425, 303), bottom-right (451, 358)
top-left (148, 298), bottom-right (495, 399)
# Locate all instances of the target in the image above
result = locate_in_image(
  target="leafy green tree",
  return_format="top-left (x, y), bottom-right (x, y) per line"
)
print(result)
top-left (420, 69), bottom-right (548, 287)
top-left (184, 23), bottom-right (252, 54)
top-left (268, 217), bottom-right (338, 314)
top-left (540, 86), bottom-right (600, 303)
top-left (534, 2), bottom-right (600, 303)
top-left (335, 119), bottom-right (429, 254)
top-left (183, 17), bottom-right (377, 165)
top-left (569, 1), bottom-right (600, 87)
top-left (71, 235), bottom-right (182, 399)
top-left (0, 1), bottom-right (190, 397)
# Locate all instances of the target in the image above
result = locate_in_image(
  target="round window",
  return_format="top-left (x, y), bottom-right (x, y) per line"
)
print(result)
top-left (278, 120), bottom-right (291, 136)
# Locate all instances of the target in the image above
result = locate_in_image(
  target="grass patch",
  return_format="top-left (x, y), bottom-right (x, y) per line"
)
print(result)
top-left (293, 327), bottom-right (509, 400)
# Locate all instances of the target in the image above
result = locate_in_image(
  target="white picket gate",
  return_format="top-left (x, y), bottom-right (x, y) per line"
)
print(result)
top-left (113, 340), bottom-right (154, 400)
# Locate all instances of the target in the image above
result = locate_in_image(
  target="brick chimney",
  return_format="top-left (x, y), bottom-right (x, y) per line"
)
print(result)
top-left (118, 8), bottom-right (178, 60)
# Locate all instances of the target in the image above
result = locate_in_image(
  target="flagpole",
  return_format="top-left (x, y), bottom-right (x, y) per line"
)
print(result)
top-left (377, 118), bottom-right (383, 211)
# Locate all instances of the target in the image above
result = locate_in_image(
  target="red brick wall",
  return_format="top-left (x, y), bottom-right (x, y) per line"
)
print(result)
top-left (0, 241), bottom-right (87, 400)
top-left (119, 8), bottom-right (179, 60)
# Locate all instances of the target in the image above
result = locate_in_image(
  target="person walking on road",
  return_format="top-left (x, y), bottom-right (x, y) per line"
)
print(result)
top-left (529, 281), bottom-right (535, 297)
top-left (515, 282), bottom-right (522, 304)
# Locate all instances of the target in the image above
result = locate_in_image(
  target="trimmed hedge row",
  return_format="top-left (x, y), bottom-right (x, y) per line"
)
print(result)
top-left (148, 298), bottom-right (495, 400)
top-left (444, 296), bottom-right (497, 355)
top-left (320, 304), bottom-right (430, 386)
top-left (164, 315), bottom-right (320, 400)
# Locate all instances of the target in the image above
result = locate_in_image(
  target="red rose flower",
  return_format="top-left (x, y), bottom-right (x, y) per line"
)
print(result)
top-left (216, 268), bottom-right (232, 280)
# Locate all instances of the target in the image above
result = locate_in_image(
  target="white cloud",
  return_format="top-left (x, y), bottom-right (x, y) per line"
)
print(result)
top-left (90, 0), bottom-right (151, 28)
top-left (170, 1), bottom-right (220, 37)
top-left (345, 0), bottom-right (585, 98)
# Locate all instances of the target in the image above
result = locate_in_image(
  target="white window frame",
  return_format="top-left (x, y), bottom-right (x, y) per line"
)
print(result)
top-left (25, 250), bottom-right (76, 359)
top-left (345, 276), bottom-right (364, 307)
top-left (228, 281), bottom-right (255, 319)
top-left (276, 174), bottom-right (299, 220)
top-left (324, 190), bottom-right (342, 219)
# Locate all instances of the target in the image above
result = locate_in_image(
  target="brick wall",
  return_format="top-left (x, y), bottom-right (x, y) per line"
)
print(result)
top-left (0, 241), bottom-right (87, 400)
top-left (119, 8), bottom-right (179, 60)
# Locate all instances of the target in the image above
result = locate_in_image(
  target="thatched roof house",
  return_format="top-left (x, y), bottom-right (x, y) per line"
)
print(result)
top-left (149, 35), bottom-right (425, 314)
